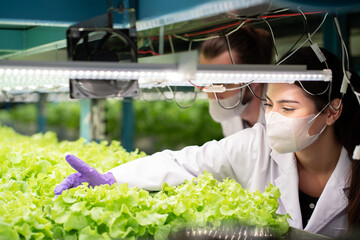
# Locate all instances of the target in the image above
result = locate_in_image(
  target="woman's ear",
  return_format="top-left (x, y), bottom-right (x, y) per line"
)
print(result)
top-left (326, 98), bottom-right (342, 125)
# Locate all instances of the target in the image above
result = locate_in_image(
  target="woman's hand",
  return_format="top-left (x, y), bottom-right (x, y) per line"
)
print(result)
top-left (54, 154), bottom-right (116, 195)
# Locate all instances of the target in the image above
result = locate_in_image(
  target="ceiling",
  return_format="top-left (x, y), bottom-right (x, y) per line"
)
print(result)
top-left (0, 0), bottom-right (359, 71)
top-left (0, 0), bottom-right (270, 59)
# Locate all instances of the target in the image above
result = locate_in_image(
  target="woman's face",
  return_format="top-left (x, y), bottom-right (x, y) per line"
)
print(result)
top-left (265, 83), bottom-right (327, 135)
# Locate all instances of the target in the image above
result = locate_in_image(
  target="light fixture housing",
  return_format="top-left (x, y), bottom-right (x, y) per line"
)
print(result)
top-left (0, 60), bottom-right (332, 95)
top-left (66, 8), bottom-right (139, 99)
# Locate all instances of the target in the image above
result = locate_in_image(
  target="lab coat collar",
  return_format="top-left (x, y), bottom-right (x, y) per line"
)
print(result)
top-left (305, 147), bottom-right (351, 233)
top-left (271, 147), bottom-right (351, 233)
top-left (271, 150), bottom-right (303, 229)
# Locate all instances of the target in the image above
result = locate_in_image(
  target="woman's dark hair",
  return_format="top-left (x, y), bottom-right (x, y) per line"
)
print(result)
top-left (200, 26), bottom-right (273, 64)
top-left (282, 47), bottom-right (360, 227)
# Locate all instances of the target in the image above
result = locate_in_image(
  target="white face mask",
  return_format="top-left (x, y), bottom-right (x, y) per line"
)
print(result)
top-left (265, 105), bottom-right (328, 153)
top-left (209, 92), bottom-right (249, 122)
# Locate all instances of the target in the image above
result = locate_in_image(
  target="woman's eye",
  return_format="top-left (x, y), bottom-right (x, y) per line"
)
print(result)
top-left (282, 107), bottom-right (295, 112)
top-left (264, 103), bottom-right (272, 108)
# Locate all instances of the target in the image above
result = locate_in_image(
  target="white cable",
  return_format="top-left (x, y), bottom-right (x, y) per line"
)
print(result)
top-left (147, 36), bottom-right (156, 53)
top-left (225, 21), bottom-right (247, 36)
top-left (298, 7), bottom-right (314, 45)
top-left (334, 16), bottom-right (350, 72)
top-left (333, 15), bottom-right (360, 106)
top-left (191, 35), bottom-right (220, 42)
top-left (276, 12), bottom-right (332, 102)
top-left (277, 12), bottom-right (329, 65)
top-left (168, 35), bottom-right (175, 54)
top-left (155, 87), bottom-right (174, 101)
top-left (260, 17), bottom-right (279, 62)
top-left (172, 34), bottom-right (219, 42)
top-left (172, 34), bottom-right (189, 41)
top-left (173, 86), bottom-right (198, 109)
top-left (172, 21), bottom-right (245, 43)
top-left (214, 91), bottom-right (242, 110)
top-left (297, 80), bottom-right (330, 96)
top-left (225, 34), bottom-right (236, 65)
top-left (223, 82), bottom-right (253, 91)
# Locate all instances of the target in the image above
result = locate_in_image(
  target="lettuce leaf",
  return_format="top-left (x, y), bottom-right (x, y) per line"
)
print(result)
top-left (0, 124), bottom-right (290, 239)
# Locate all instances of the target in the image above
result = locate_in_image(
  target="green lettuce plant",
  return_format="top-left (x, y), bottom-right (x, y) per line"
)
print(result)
top-left (0, 125), bottom-right (289, 239)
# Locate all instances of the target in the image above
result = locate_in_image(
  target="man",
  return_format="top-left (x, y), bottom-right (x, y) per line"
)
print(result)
top-left (199, 26), bottom-right (273, 136)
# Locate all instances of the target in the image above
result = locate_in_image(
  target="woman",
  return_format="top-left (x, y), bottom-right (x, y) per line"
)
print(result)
top-left (54, 47), bottom-right (360, 237)
top-left (200, 26), bottom-right (273, 136)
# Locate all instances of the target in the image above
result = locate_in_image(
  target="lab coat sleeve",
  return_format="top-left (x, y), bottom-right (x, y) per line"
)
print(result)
top-left (109, 123), bottom-right (265, 191)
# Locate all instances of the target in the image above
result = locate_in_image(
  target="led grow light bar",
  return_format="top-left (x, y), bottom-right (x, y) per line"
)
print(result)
top-left (0, 60), bottom-right (332, 93)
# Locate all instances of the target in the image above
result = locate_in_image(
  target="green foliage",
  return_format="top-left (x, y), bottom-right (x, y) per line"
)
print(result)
top-left (0, 104), bottom-right (36, 123)
top-left (106, 99), bottom-right (223, 152)
top-left (46, 102), bottom-right (80, 129)
top-left (0, 100), bottom-right (223, 153)
top-left (0, 125), bottom-right (290, 239)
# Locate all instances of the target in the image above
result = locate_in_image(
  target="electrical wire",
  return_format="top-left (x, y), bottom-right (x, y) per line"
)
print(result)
top-left (153, 11), bottom-right (326, 42)
top-left (147, 36), bottom-right (156, 53)
top-left (284, 31), bottom-right (306, 57)
top-left (225, 21), bottom-right (247, 37)
top-left (172, 34), bottom-right (188, 41)
top-left (275, 11), bottom-right (342, 109)
top-left (172, 86), bottom-right (198, 109)
top-left (180, 11), bottom-right (325, 39)
top-left (188, 80), bottom-right (205, 90)
top-left (333, 15), bottom-right (350, 72)
top-left (223, 81), bottom-right (253, 91)
top-left (172, 22), bottom-right (246, 44)
top-left (214, 91), bottom-right (242, 110)
top-left (173, 11), bottom-right (326, 46)
top-left (212, 83), bottom-right (254, 110)
top-left (225, 34), bottom-right (236, 65)
top-left (333, 14), bottom-right (360, 106)
top-left (172, 22), bottom-right (246, 43)
top-left (218, 81), bottom-right (266, 101)
top-left (168, 35), bottom-right (175, 54)
top-left (173, 34), bottom-right (219, 42)
top-left (275, 11), bottom-right (332, 102)
top-left (247, 84), bottom-right (267, 101)
top-left (298, 7), bottom-right (314, 45)
top-left (138, 50), bottom-right (159, 56)
top-left (137, 38), bottom-right (148, 49)
top-left (297, 80), bottom-right (330, 96)
top-left (297, 7), bottom-right (329, 68)
top-left (160, 11), bottom-right (332, 108)
top-left (259, 17), bottom-right (279, 62)
top-left (276, 12), bottom-right (329, 65)
top-left (153, 85), bottom-right (198, 108)
top-left (184, 21), bottom-right (247, 38)
top-left (155, 87), bottom-right (175, 101)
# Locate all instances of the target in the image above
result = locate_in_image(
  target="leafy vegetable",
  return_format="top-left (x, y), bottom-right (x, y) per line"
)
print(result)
top-left (0, 99), bottom-right (223, 153)
top-left (0, 125), bottom-right (290, 239)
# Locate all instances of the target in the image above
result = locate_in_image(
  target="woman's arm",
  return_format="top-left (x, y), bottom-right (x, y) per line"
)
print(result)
top-left (109, 124), bottom-right (265, 191)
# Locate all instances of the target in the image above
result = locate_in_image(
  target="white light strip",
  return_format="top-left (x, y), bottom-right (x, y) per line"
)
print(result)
top-left (0, 60), bottom-right (332, 93)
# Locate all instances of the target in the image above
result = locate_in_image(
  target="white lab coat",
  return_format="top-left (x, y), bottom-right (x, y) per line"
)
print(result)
top-left (109, 123), bottom-right (351, 238)
top-left (220, 105), bottom-right (266, 137)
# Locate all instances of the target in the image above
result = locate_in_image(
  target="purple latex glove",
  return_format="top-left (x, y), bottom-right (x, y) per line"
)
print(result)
top-left (54, 154), bottom-right (115, 195)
